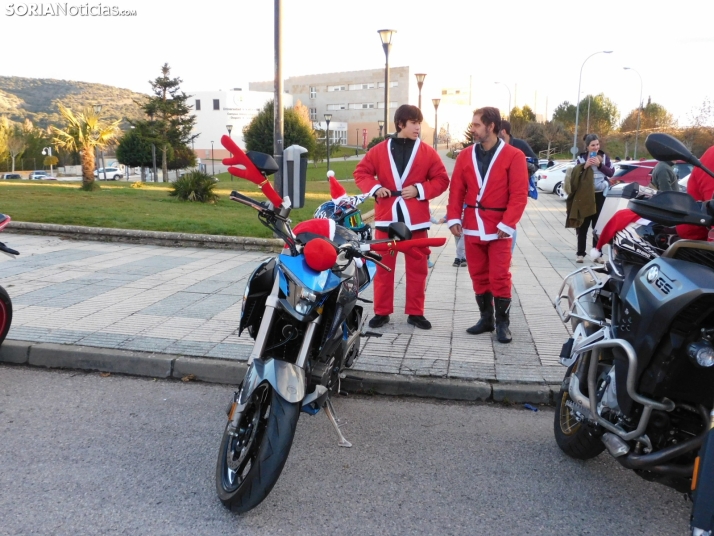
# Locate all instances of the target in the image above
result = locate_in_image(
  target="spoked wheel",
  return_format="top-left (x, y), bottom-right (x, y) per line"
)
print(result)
top-left (555, 181), bottom-right (565, 197)
top-left (216, 382), bottom-right (299, 513)
top-left (553, 359), bottom-right (606, 460)
top-left (0, 286), bottom-right (12, 347)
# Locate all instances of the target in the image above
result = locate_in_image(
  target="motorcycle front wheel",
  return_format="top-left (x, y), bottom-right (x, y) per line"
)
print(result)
top-left (553, 358), bottom-right (606, 460)
top-left (215, 382), bottom-right (300, 513)
top-left (0, 286), bottom-right (12, 346)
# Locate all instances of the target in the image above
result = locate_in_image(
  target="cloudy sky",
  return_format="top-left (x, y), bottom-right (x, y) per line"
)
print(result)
top-left (4, 0), bottom-right (713, 126)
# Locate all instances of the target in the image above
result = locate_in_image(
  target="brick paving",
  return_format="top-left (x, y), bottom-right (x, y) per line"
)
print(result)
top-left (1, 155), bottom-right (590, 386)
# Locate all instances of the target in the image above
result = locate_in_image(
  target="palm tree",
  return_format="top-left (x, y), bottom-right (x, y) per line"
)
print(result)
top-left (51, 105), bottom-right (120, 190)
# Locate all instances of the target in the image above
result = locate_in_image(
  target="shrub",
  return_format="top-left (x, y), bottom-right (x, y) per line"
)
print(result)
top-left (367, 136), bottom-right (385, 150)
top-left (169, 171), bottom-right (218, 203)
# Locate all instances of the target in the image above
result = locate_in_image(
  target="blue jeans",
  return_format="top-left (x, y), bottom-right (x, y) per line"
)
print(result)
top-left (511, 229), bottom-right (517, 252)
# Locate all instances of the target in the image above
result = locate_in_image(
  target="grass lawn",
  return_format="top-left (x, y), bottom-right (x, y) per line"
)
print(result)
top-left (0, 178), bottom-right (374, 239)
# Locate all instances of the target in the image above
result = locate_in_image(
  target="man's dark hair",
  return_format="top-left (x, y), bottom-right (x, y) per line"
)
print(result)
top-left (500, 120), bottom-right (512, 136)
top-left (473, 107), bottom-right (502, 135)
top-left (394, 104), bottom-right (423, 132)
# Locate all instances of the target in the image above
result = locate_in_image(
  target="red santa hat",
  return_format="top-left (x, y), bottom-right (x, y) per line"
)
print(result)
top-left (292, 218), bottom-right (336, 240)
top-left (590, 209), bottom-right (650, 260)
top-left (328, 171), bottom-right (350, 205)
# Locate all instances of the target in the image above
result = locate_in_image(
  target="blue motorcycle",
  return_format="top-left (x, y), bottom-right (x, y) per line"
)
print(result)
top-left (213, 137), bottom-right (440, 512)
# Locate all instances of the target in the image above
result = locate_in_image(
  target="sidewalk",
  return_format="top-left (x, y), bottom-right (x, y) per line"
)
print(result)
top-left (0, 154), bottom-right (585, 403)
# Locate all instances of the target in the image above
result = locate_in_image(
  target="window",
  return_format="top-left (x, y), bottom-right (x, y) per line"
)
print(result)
top-left (348, 83), bottom-right (376, 90)
top-left (213, 99), bottom-right (220, 110)
top-left (377, 81), bottom-right (399, 88)
top-left (326, 103), bottom-right (347, 111)
top-left (377, 102), bottom-right (398, 109)
top-left (309, 107), bottom-right (317, 121)
top-left (327, 85), bottom-right (347, 92)
top-left (310, 86), bottom-right (316, 99)
top-left (195, 99), bottom-right (201, 111)
top-left (349, 103), bottom-right (375, 109)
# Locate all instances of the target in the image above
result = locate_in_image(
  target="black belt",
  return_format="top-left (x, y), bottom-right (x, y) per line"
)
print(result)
top-left (466, 203), bottom-right (507, 212)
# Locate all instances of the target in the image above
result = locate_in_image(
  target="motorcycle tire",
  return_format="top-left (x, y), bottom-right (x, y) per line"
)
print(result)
top-left (0, 285), bottom-right (12, 347)
top-left (554, 360), bottom-right (606, 460)
top-left (215, 382), bottom-right (299, 513)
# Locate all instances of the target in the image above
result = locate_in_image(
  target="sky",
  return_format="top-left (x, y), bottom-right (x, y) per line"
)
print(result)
top-left (3, 0), bottom-right (713, 127)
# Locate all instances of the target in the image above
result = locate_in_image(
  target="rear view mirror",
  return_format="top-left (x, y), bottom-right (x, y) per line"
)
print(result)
top-left (387, 222), bottom-right (412, 241)
top-left (645, 133), bottom-right (700, 167)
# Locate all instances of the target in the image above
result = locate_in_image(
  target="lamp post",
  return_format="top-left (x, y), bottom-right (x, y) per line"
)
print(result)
top-left (148, 110), bottom-right (158, 182)
top-left (356, 128), bottom-right (359, 153)
top-left (41, 146), bottom-right (53, 176)
top-left (624, 67), bottom-right (643, 159)
top-left (378, 119), bottom-right (384, 138)
top-left (572, 50), bottom-right (613, 159)
top-left (324, 113), bottom-right (332, 171)
top-left (93, 104), bottom-right (106, 181)
top-left (494, 82), bottom-right (512, 118)
top-left (415, 73), bottom-right (427, 110)
top-left (432, 98), bottom-right (440, 150)
top-left (211, 141), bottom-right (215, 177)
top-left (378, 29), bottom-right (396, 134)
top-left (226, 124), bottom-right (234, 180)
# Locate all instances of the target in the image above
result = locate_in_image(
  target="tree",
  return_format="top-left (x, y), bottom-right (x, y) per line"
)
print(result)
top-left (116, 127), bottom-right (154, 180)
top-left (543, 120), bottom-right (567, 157)
top-left (143, 63), bottom-right (197, 183)
top-left (682, 97), bottom-right (714, 156)
top-left (51, 105), bottom-right (120, 190)
top-left (311, 129), bottom-right (328, 166)
top-left (552, 94), bottom-right (620, 146)
top-left (243, 100), bottom-right (316, 156)
top-left (620, 97), bottom-right (674, 132)
top-left (367, 136), bottom-right (385, 150)
top-left (7, 130), bottom-right (26, 172)
top-left (167, 144), bottom-right (197, 179)
top-left (462, 123), bottom-right (475, 148)
top-left (293, 100), bottom-right (312, 129)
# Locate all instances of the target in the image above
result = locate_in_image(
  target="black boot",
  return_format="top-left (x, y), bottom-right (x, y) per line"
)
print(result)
top-left (467, 292), bottom-right (495, 335)
top-left (494, 297), bottom-right (512, 344)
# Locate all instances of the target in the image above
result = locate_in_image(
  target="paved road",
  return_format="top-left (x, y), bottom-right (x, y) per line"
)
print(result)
top-left (0, 366), bottom-right (691, 535)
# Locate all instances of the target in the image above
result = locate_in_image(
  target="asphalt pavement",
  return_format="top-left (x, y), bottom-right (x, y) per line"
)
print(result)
top-left (0, 366), bottom-right (693, 536)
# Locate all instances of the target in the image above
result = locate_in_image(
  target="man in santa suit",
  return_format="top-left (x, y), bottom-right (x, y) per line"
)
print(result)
top-left (354, 104), bottom-right (450, 330)
top-left (447, 107), bottom-right (528, 343)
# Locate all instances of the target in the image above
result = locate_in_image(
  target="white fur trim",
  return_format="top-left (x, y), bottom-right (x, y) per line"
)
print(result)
top-left (590, 247), bottom-right (601, 260)
top-left (497, 222), bottom-right (515, 236)
top-left (415, 183), bottom-right (426, 200)
top-left (368, 184), bottom-right (381, 197)
top-left (327, 170), bottom-right (335, 178)
top-left (447, 219), bottom-right (462, 228)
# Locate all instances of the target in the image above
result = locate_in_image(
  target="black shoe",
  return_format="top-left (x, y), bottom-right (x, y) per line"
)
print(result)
top-left (459, 258), bottom-right (467, 266)
top-left (494, 297), bottom-right (512, 343)
top-left (407, 315), bottom-right (432, 330)
top-left (467, 293), bottom-right (495, 334)
top-left (368, 314), bottom-right (390, 328)
top-left (452, 258), bottom-right (461, 267)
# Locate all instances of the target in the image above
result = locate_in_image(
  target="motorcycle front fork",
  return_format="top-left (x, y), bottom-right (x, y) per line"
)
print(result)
top-left (692, 408), bottom-right (714, 535)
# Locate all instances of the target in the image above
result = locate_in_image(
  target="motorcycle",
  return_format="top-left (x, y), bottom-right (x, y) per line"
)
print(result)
top-left (213, 135), bottom-right (445, 513)
top-left (553, 133), bottom-right (714, 535)
top-left (0, 213), bottom-right (19, 347)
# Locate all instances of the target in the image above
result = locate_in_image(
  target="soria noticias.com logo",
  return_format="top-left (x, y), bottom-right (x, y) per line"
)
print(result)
top-left (5, 3), bottom-right (137, 16)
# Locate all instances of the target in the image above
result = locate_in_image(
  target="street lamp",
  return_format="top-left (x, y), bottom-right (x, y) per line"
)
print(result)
top-left (378, 29), bottom-right (396, 134)
top-left (432, 98), bottom-right (440, 151)
top-left (623, 67), bottom-right (643, 159)
top-left (494, 82), bottom-right (512, 118)
top-left (356, 128), bottom-right (359, 153)
top-left (41, 146), bottom-right (53, 176)
top-left (226, 124), bottom-right (234, 180)
top-left (572, 50), bottom-right (613, 159)
top-left (378, 119), bottom-right (385, 138)
top-left (415, 73), bottom-right (427, 110)
top-left (324, 113), bottom-right (332, 171)
top-left (211, 141), bottom-right (215, 176)
top-left (92, 104), bottom-right (107, 181)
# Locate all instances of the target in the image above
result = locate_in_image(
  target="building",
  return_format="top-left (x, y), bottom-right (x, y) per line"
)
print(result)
top-left (188, 88), bottom-right (293, 159)
top-left (250, 66), bottom-right (439, 148)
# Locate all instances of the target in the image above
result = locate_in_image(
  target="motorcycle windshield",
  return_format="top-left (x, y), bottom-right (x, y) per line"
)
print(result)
top-left (278, 252), bottom-right (342, 293)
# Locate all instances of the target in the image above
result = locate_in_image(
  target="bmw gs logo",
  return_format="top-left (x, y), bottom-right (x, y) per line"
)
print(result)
top-left (646, 266), bottom-right (659, 282)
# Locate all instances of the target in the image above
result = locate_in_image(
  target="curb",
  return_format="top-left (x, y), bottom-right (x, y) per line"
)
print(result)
top-left (7, 222), bottom-right (285, 252)
top-left (0, 339), bottom-right (557, 405)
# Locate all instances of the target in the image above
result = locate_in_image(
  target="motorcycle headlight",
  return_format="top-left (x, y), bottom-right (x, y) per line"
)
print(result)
top-left (688, 340), bottom-right (714, 368)
top-left (295, 288), bottom-right (317, 315)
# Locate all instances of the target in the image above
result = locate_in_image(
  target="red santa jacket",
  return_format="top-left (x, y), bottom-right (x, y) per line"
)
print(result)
top-left (354, 138), bottom-right (450, 230)
top-left (447, 140), bottom-right (528, 240)
top-left (677, 146), bottom-right (714, 241)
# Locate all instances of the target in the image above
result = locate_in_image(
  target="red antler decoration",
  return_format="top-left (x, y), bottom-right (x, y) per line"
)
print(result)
top-left (220, 135), bottom-right (284, 207)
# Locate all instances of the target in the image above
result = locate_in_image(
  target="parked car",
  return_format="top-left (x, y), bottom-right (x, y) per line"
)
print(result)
top-left (28, 170), bottom-right (49, 180)
top-left (612, 160), bottom-right (693, 187)
top-left (536, 163), bottom-right (570, 196)
top-left (678, 173), bottom-right (691, 192)
top-left (94, 167), bottom-right (123, 180)
top-left (1, 173), bottom-right (21, 180)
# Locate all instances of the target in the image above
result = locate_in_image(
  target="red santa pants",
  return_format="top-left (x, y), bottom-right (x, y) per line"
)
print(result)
top-left (373, 229), bottom-right (428, 316)
top-left (464, 235), bottom-right (513, 298)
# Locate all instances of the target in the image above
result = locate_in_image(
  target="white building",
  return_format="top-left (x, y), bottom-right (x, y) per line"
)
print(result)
top-left (189, 88), bottom-right (293, 160)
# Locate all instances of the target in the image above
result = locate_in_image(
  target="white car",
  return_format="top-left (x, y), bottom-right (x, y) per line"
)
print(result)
top-left (94, 167), bottom-right (123, 180)
top-left (536, 163), bottom-right (570, 196)
top-left (678, 173), bottom-right (690, 193)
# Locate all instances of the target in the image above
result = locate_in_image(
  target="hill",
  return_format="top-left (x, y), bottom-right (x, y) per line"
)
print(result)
top-left (0, 76), bottom-right (149, 128)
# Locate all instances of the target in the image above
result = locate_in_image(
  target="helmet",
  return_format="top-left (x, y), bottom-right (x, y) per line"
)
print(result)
top-left (314, 201), bottom-right (372, 241)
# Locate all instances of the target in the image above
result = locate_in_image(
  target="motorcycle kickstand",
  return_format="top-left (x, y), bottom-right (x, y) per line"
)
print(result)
top-left (324, 398), bottom-right (352, 448)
